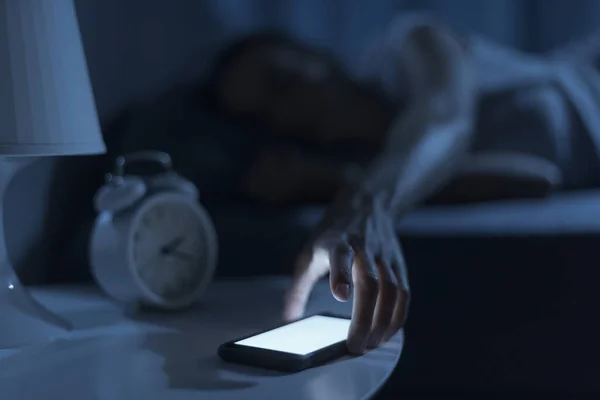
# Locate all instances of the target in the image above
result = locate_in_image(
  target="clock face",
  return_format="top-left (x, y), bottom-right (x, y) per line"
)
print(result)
top-left (131, 197), bottom-right (209, 302)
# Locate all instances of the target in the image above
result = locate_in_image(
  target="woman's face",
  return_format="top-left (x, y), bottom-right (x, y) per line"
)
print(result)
top-left (217, 42), bottom-right (356, 145)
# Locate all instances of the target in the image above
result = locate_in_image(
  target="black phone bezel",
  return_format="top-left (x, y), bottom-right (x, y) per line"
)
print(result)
top-left (217, 312), bottom-right (351, 373)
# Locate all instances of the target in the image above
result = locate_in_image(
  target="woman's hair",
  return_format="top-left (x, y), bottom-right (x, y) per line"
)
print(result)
top-left (203, 31), bottom-right (303, 111)
top-left (202, 31), bottom-right (345, 113)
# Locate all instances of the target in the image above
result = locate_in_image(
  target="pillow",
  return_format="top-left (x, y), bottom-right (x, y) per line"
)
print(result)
top-left (429, 151), bottom-right (563, 204)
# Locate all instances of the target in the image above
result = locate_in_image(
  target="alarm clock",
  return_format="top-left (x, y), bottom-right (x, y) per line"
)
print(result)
top-left (90, 151), bottom-right (218, 310)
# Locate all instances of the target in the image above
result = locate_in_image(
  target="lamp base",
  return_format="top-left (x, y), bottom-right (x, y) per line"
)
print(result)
top-left (0, 261), bottom-right (72, 349)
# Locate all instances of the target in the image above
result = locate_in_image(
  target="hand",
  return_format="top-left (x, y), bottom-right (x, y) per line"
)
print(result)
top-left (283, 202), bottom-right (410, 354)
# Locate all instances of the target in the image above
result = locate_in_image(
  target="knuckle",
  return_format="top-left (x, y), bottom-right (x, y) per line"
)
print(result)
top-left (314, 231), bottom-right (344, 246)
top-left (332, 241), bottom-right (354, 261)
top-left (381, 262), bottom-right (399, 282)
top-left (339, 264), bottom-right (352, 278)
top-left (357, 270), bottom-right (380, 294)
top-left (398, 286), bottom-right (411, 303)
top-left (377, 259), bottom-right (399, 287)
top-left (348, 234), bottom-right (367, 250)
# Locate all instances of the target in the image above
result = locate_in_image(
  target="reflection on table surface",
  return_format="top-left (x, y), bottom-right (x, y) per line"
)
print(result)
top-left (0, 278), bottom-right (403, 400)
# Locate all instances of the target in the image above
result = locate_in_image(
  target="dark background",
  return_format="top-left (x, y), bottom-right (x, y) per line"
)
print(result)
top-left (7, 1), bottom-right (600, 397)
top-left (10, 0), bottom-right (600, 284)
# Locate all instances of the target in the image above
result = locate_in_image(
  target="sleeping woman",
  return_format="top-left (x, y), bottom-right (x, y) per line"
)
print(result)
top-left (208, 18), bottom-right (600, 208)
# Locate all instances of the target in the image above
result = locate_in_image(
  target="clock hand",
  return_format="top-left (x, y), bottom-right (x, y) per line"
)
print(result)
top-left (161, 237), bottom-right (184, 254)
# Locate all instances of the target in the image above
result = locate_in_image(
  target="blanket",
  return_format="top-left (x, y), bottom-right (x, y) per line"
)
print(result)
top-left (359, 13), bottom-right (600, 191)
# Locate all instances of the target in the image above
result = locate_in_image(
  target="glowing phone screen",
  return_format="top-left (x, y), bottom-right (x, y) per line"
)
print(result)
top-left (235, 315), bottom-right (351, 355)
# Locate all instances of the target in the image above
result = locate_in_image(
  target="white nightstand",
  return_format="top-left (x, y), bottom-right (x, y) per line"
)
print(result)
top-left (0, 277), bottom-right (403, 400)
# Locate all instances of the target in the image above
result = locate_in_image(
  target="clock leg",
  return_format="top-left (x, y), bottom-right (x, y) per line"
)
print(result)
top-left (0, 158), bottom-right (72, 349)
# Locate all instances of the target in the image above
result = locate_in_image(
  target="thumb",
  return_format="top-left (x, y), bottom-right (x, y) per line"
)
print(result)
top-left (283, 249), bottom-right (328, 322)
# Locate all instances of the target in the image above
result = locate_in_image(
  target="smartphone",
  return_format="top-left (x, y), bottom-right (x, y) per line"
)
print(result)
top-left (218, 313), bottom-right (352, 372)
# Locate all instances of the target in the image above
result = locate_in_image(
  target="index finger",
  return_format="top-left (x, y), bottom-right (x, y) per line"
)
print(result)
top-left (283, 248), bottom-right (329, 322)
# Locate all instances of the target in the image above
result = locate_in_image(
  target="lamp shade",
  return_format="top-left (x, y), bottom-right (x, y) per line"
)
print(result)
top-left (0, 0), bottom-right (105, 156)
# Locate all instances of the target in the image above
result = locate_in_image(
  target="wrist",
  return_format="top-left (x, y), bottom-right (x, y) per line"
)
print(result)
top-left (351, 191), bottom-right (395, 218)
top-left (329, 185), bottom-right (394, 222)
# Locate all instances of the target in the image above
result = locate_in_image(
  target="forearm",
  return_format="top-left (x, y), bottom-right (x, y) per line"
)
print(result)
top-left (338, 24), bottom-right (475, 216)
top-left (348, 106), bottom-right (472, 216)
